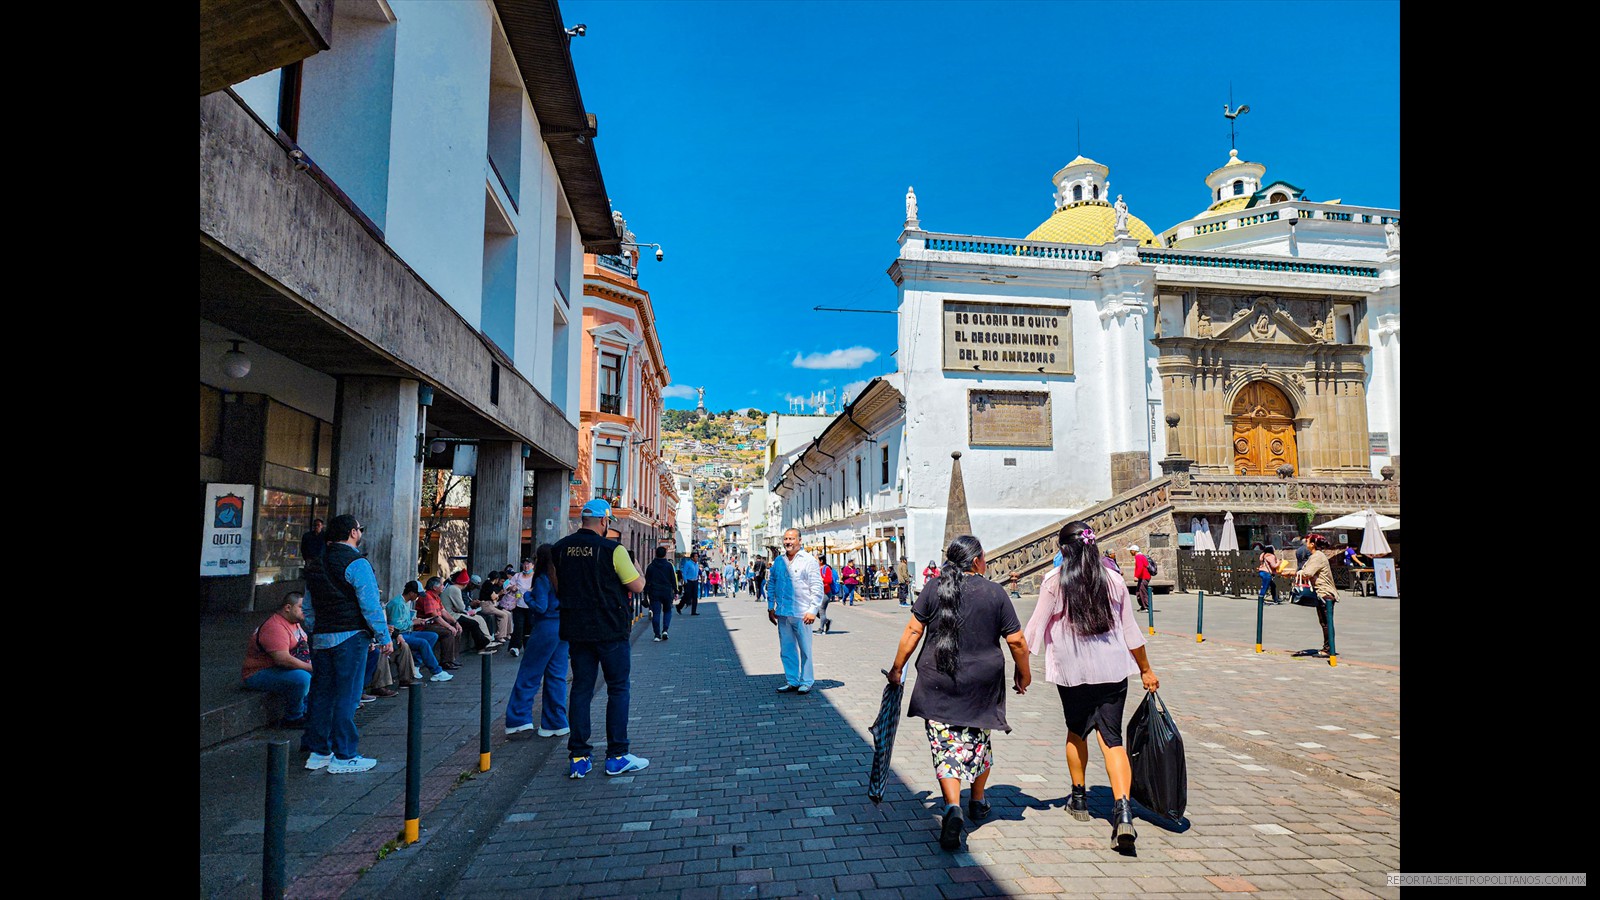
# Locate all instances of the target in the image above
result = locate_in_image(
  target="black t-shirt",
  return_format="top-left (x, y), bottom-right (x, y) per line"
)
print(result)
top-left (906, 574), bottom-right (1021, 732)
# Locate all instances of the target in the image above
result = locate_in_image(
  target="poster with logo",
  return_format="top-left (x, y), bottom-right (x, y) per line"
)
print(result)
top-left (1374, 557), bottom-right (1398, 597)
top-left (202, 483), bottom-right (254, 577)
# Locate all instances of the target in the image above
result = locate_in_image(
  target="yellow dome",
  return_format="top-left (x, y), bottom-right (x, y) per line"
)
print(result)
top-left (1024, 201), bottom-right (1158, 246)
top-left (1195, 196), bottom-right (1251, 220)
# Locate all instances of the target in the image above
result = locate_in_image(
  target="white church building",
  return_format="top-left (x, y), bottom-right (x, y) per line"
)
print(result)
top-left (774, 147), bottom-right (1399, 583)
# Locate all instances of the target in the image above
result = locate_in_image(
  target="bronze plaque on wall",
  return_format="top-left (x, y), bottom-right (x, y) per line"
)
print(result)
top-left (969, 390), bottom-right (1052, 447)
top-left (943, 300), bottom-right (1073, 375)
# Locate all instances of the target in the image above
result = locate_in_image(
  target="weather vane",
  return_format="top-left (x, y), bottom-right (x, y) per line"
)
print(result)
top-left (1223, 83), bottom-right (1250, 152)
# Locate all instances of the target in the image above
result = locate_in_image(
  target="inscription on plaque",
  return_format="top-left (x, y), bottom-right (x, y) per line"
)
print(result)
top-left (969, 390), bottom-right (1052, 448)
top-left (944, 300), bottom-right (1073, 375)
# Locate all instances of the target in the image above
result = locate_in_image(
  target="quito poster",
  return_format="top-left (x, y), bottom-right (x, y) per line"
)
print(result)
top-left (202, 483), bottom-right (254, 577)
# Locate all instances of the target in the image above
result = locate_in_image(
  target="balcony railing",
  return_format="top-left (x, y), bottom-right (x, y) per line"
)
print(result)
top-left (599, 393), bottom-right (622, 414)
top-left (595, 486), bottom-right (622, 504)
top-left (1137, 249), bottom-right (1380, 279)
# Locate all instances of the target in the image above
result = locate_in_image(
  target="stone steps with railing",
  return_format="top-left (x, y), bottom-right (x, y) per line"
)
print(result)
top-left (987, 476), bottom-right (1176, 594)
top-left (985, 472), bottom-right (1399, 595)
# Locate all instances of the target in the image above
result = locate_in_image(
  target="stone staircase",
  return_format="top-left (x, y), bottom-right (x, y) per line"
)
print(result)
top-left (985, 472), bottom-right (1401, 594)
top-left (987, 476), bottom-right (1176, 594)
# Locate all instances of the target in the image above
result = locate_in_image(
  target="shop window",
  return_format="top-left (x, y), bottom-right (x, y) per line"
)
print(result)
top-left (265, 401), bottom-right (323, 473)
top-left (201, 384), bottom-right (224, 457)
top-left (256, 489), bottom-right (327, 585)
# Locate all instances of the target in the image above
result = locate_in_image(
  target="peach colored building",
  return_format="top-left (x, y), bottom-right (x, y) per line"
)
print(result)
top-left (571, 245), bottom-right (676, 565)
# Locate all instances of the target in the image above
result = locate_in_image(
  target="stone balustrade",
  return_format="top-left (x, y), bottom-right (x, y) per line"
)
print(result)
top-left (1137, 248), bottom-right (1380, 279)
top-left (922, 233), bottom-right (1104, 261)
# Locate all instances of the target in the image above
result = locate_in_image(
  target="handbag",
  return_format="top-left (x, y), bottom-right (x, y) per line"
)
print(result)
top-left (1291, 581), bottom-right (1323, 607)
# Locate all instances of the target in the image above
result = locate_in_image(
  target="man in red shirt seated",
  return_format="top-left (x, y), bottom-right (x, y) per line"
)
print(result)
top-left (414, 577), bottom-right (464, 670)
top-left (242, 592), bottom-right (315, 727)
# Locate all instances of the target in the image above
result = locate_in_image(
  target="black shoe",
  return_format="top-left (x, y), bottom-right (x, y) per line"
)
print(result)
top-left (1067, 784), bottom-right (1090, 821)
top-left (939, 803), bottom-right (965, 850)
top-left (967, 798), bottom-right (991, 822)
top-left (1112, 798), bottom-right (1137, 850)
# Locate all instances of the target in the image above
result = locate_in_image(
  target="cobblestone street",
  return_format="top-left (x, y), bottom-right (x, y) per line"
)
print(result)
top-left (360, 591), bottom-right (1399, 898)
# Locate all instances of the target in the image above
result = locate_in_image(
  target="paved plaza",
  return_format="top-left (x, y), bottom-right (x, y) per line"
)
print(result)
top-left (201, 589), bottom-right (1400, 899)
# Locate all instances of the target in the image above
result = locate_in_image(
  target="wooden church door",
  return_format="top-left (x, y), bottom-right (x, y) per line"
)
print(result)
top-left (1231, 382), bottom-right (1298, 476)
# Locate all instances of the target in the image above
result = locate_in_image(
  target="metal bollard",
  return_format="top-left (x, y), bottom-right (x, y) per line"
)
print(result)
top-left (263, 740), bottom-right (288, 900)
top-left (405, 681), bottom-right (422, 844)
top-left (480, 651), bottom-right (492, 772)
top-left (1147, 591), bottom-right (1155, 637)
top-left (1327, 599), bottom-right (1338, 667)
top-left (1255, 593), bottom-right (1265, 653)
top-left (1196, 591), bottom-right (1204, 643)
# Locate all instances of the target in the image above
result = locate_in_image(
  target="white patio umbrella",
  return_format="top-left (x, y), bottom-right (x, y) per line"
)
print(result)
top-left (1216, 511), bottom-right (1240, 552)
top-left (1358, 509), bottom-right (1392, 556)
top-left (1312, 510), bottom-right (1400, 531)
top-left (1190, 515), bottom-right (1216, 552)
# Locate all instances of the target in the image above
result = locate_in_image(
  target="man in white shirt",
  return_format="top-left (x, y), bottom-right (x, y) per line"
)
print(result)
top-left (766, 528), bottom-right (824, 694)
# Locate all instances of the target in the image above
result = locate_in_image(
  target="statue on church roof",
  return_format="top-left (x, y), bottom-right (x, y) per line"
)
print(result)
top-left (1384, 222), bottom-right (1399, 253)
top-left (905, 186), bottom-right (919, 229)
top-left (1114, 194), bottom-right (1129, 236)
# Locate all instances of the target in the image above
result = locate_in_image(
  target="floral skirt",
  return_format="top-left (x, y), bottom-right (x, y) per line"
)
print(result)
top-left (925, 720), bottom-right (993, 783)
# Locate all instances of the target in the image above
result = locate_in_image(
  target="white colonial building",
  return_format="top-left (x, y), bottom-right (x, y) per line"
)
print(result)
top-left (780, 148), bottom-right (1399, 579)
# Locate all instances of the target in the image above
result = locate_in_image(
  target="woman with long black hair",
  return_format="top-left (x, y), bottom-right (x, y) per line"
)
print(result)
top-left (1022, 520), bottom-right (1160, 851)
top-left (886, 535), bottom-right (1031, 851)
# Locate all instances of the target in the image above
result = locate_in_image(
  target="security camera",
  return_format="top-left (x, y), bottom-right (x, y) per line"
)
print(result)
top-left (566, 24), bottom-right (586, 37)
top-left (655, 247), bottom-right (665, 262)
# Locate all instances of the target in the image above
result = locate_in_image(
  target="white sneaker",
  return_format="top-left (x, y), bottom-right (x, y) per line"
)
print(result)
top-left (536, 726), bottom-right (571, 738)
top-left (305, 752), bottom-right (332, 770)
top-left (429, 670), bottom-right (454, 682)
top-left (327, 755), bottom-right (378, 774)
top-left (506, 722), bottom-right (537, 735)
top-left (652, 635), bottom-right (662, 642)
top-left (412, 666), bottom-right (424, 680)
top-left (509, 647), bottom-right (521, 657)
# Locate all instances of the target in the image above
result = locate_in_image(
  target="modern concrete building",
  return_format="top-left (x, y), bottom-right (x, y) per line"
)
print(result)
top-left (573, 229), bottom-right (677, 567)
top-left (200, 0), bottom-right (623, 611)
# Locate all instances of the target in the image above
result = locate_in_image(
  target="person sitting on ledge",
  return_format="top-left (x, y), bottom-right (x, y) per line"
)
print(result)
top-left (241, 592), bottom-right (314, 728)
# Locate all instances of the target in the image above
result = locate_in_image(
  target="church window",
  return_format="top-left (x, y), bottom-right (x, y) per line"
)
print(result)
top-left (1270, 192), bottom-right (1288, 203)
top-left (1093, 184), bottom-right (1100, 200)
top-left (1073, 185), bottom-right (1083, 202)
top-left (1232, 180), bottom-right (1245, 196)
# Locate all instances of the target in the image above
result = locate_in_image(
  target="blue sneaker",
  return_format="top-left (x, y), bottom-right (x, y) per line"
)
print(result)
top-left (605, 753), bottom-right (650, 776)
top-left (568, 756), bottom-right (593, 779)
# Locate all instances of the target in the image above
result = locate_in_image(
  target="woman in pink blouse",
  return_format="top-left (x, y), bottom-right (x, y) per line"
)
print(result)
top-left (1023, 520), bottom-right (1160, 851)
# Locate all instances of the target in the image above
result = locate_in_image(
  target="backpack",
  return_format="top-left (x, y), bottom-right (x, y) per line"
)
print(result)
top-left (1146, 556), bottom-right (1159, 577)
top-left (820, 565), bottom-right (834, 592)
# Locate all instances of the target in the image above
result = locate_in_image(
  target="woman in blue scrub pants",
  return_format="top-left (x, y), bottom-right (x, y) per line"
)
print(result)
top-left (505, 544), bottom-right (569, 736)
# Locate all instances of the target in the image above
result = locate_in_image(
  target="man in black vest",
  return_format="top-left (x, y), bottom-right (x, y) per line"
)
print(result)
top-left (556, 498), bottom-right (649, 779)
top-left (302, 514), bottom-right (392, 774)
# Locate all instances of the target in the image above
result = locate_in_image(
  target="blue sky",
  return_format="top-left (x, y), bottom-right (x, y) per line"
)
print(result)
top-left (565, 0), bottom-right (1400, 413)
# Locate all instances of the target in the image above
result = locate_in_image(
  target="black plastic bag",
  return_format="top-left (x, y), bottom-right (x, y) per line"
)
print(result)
top-left (1126, 690), bottom-right (1187, 822)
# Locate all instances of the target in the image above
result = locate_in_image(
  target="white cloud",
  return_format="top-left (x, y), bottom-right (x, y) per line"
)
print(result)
top-left (662, 384), bottom-right (698, 399)
top-left (790, 346), bottom-right (880, 370)
top-left (840, 380), bottom-right (871, 404)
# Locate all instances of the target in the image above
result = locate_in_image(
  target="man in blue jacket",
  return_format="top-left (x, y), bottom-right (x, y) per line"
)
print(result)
top-left (678, 554), bottom-right (701, 615)
top-left (302, 514), bottom-right (391, 774)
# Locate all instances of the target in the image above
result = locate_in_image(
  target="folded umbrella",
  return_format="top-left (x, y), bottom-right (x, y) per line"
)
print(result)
top-left (868, 675), bottom-right (904, 804)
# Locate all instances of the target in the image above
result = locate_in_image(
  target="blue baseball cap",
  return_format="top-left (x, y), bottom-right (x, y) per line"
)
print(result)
top-left (580, 498), bottom-right (612, 518)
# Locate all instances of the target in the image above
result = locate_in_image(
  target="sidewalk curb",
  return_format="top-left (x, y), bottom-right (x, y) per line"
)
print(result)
top-left (287, 614), bottom-right (654, 899)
